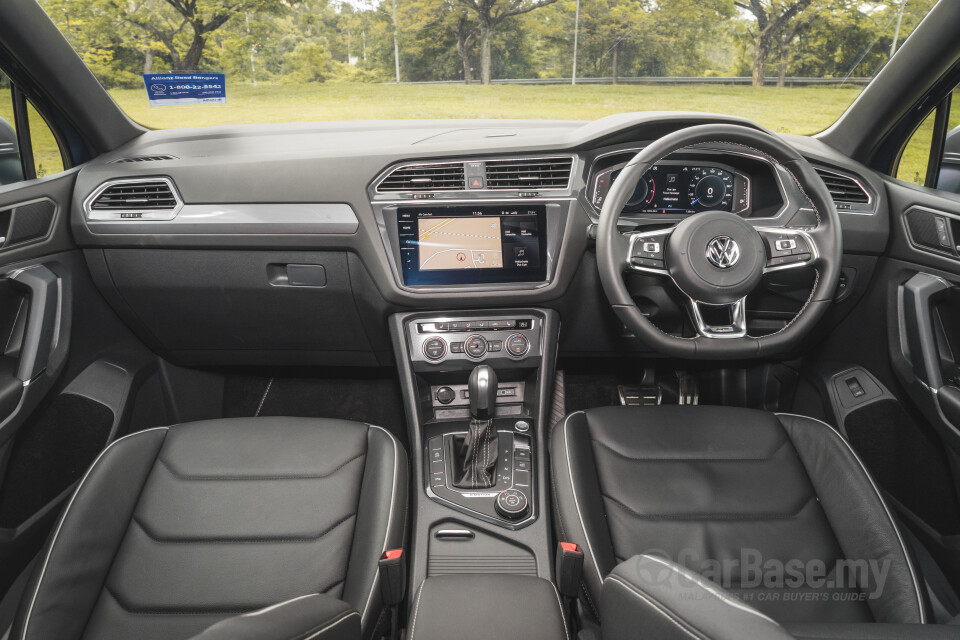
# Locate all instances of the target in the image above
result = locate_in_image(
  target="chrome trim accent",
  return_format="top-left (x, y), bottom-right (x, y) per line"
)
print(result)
top-left (687, 297), bottom-right (747, 339)
top-left (85, 202), bottom-right (359, 234)
top-left (371, 154), bottom-right (577, 198)
top-left (705, 236), bottom-right (740, 269)
top-left (82, 177), bottom-right (183, 221)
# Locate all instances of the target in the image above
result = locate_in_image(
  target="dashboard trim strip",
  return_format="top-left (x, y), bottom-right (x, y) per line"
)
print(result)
top-left (84, 203), bottom-right (360, 235)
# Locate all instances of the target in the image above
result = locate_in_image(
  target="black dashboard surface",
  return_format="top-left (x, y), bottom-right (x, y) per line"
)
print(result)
top-left (67, 112), bottom-right (890, 364)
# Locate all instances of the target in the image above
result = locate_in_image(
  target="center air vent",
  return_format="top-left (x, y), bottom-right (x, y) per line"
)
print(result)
top-left (378, 163), bottom-right (465, 192)
top-left (485, 157), bottom-right (573, 190)
top-left (813, 167), bottom-right (870, 207)
top-left (85, 178), bottom-right (182, 221)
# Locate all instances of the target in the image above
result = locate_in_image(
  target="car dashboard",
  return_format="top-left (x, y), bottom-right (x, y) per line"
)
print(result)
top-left (66, 112), bottom-right (888, 366)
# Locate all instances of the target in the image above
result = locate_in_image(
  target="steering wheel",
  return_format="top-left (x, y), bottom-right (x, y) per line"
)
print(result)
top-left (596, 124), bottom-right (843, 359)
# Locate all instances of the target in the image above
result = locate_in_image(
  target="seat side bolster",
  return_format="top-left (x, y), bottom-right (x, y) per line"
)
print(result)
top-left (186, 594), bottom-right (360, 640)
top-left (12, 427), bottom-right (169, 640)
top-left (777, 413), bottom-right (926, 624)
top-left (340, 425), bottom-right (407, 640)
top-left (549, 411), bottom-right (618, 616)
top-left (600, 555), bottom-right (795, 640)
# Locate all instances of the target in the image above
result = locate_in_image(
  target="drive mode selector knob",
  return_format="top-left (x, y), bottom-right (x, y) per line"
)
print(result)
top-left (423, 337), bottom-right (446, 361)
top-left (464, 335), bottom-right (488, 359)
top-left (505, 334), bottom-right (529, 358)
top-left (496, 489), bottom-right (529, 520)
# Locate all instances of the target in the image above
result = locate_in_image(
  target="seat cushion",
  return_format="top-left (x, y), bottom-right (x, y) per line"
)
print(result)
top-left (11, 417), bottom-right (407, 640)
top-left (549, 405), bottom-right (924, 625)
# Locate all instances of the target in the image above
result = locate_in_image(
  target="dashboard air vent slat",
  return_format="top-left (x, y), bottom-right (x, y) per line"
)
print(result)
top-left (91, 180), bottom-right (178, 210)
top-left (112, 154), bottom-right (178, 163)
top-left (813, 167), bottom-right (869, 205)
top-left (378, 163), bottom-right (465, 192)
top-left (485, 157), bottom-right (573, 189)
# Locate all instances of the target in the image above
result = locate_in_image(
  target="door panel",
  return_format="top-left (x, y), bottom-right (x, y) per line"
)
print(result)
top-left (884, 179), bottom-right (960, 455)
top-left (0, 171), bottom-right (77, 447)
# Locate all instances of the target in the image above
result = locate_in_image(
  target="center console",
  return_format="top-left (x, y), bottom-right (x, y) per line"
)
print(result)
top-left (389, 307), bottom-right (559, 607)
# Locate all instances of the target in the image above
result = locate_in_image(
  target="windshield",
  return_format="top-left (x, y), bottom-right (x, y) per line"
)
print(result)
top-left (40, 0), bottom-right (936, 133)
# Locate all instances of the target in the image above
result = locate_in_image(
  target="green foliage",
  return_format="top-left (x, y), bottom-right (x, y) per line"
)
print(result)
top-left (283, 42), bottom-right (331, 82)
top-left (38, 0), bottom-right (939, 89)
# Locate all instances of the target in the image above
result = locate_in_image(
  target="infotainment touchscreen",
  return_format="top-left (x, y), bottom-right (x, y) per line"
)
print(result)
top-left (397, 205), bottom-right (547, 286)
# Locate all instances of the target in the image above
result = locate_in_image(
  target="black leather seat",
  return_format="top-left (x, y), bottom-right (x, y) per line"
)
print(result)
top-left (10, 417), bottom-right (407, 640)
top-left (550, 405), bottom-right (926, 627)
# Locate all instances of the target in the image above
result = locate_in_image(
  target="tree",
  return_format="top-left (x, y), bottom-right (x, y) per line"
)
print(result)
top-left (112, 0), bottom-right (287, 71)
top-left (456, 0), bottom-right (557, 84)
top-left (735, 0), bottom-right (814, 86)
top-left (451, 9), bottom-right (479, 83)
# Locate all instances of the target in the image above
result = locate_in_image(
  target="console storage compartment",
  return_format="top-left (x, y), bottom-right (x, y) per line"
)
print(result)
top-left (409, 574), bottom-right (567, 640)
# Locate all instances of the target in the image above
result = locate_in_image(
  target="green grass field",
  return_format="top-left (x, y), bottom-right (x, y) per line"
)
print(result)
top-left (112, 82), bottom-right (861, 135)
top-left (0, 82), bottom-right (943, 186)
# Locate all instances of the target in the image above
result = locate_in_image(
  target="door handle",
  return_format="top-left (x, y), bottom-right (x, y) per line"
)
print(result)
top-left (6, 264), bottom-right (60, 382)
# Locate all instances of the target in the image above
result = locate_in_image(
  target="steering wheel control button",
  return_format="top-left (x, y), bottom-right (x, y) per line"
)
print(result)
top-left (514, 420), bottom-right (530, 433)
top-left (464, 335), bottom-right (488, 359)
top-left (423, 337), bottom-right (446, 361)
top-left (436, 387), bottom-right (456, 405)
top-left (774, 239), bottom-right (796, 252)
top-left (631, 256), bottom-right (665, 269)
top-left (505, 334), bottom-right (530, 357)
top-left (496, 489), bottom-right (529, 520)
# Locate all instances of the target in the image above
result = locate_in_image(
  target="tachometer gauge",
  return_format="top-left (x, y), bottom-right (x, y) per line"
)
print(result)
top-left (608, 169), bottom-right (656, 212)
top-left (687, 167), bottom-right (733, 211)
top-left (626, 173), bottom-right (656, 209)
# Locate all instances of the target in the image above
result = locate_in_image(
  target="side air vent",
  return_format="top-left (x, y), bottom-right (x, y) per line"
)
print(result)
top-left (813, 167), bottom-right (870, 206)
top-left (485, 157), bottom-right (573, 190)
top-left (378, 163), bottom-right (465, 192)
top-left (112, 154), bottom-right (178, 163)
top-left (84, 178), bottom-right (182, 221)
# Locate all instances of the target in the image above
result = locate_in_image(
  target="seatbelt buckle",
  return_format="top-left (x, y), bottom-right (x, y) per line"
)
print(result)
top-left (555, 541), bottom-right (584, 599)
top-left (378, 549), bottom-right (406, 607)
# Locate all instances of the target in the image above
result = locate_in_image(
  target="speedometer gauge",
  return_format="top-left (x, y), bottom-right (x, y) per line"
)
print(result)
top-left (687, 167), bottom-right (734, 211)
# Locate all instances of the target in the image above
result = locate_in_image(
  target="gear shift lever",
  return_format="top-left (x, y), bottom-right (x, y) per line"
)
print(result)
top-left (453, 365), bottom-right (499, 488)
top-left (469, 365), bottom-right (497, 420)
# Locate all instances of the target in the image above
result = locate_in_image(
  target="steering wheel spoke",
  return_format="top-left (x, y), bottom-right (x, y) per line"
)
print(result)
top-left (625, 228), bottom-right (672, 275)
top-left (757, 227), bottom-right (819, 274)
top-left (687, 297), bottom-right (747, 339)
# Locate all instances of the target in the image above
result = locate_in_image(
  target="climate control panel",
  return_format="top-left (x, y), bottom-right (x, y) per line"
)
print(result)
top-left (409, 315), bottom-right (542, 369)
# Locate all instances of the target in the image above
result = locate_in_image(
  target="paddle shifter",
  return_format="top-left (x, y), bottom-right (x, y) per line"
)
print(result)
top-left (452, 365), bottom-right (499, 488)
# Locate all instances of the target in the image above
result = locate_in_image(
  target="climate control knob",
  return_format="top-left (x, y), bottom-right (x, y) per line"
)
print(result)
top-left (423, 337), bottom-right (446, 361)
top-left (464, 335), bottom-right (488, 359)
top-left (505, 334), bottom-right (529, 358)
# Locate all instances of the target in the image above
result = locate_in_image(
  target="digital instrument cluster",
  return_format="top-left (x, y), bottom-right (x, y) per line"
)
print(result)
top-left (591, 162), bottom-right (750, 216)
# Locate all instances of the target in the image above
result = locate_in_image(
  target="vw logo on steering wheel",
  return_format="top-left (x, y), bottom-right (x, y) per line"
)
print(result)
top-left (705, 236), bottom-right (740, 269)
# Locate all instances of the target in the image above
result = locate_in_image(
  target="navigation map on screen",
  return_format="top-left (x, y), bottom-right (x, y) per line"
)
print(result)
top-left (417, 217), bottom-right (503, 270)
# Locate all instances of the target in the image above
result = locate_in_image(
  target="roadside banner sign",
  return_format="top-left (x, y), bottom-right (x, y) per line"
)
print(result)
top-left (143, 73), bottom-right (226, 106)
